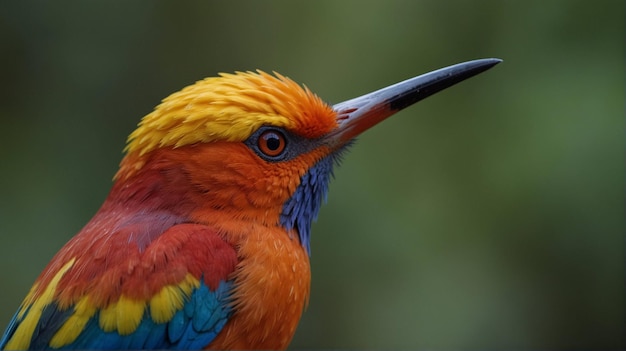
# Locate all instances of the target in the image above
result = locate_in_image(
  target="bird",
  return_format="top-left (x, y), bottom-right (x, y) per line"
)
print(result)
top-left (0, 58), bottom-right (500, 350)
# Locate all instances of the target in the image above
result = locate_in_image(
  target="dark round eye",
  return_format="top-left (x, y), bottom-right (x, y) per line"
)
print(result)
top-left (257, 130), bottom-right (286, 157)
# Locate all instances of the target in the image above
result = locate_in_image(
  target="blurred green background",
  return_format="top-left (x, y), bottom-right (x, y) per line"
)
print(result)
top-left (0, 1), bottom-right (623, 349)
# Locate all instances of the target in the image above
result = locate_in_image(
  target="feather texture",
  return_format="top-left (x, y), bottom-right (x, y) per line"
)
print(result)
top-left (0, 214), bottom-right (237, 350)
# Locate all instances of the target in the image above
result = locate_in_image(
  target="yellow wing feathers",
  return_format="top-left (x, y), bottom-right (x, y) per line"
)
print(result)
top-left (4, 260), bottom-right (200, 350)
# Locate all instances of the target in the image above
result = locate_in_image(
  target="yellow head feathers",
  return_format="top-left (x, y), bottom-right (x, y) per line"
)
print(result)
top-left (125, 71), bottom-right (337, 157)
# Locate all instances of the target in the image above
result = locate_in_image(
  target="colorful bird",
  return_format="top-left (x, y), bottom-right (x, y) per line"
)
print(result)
top-left (0, 58), bottom-right (500, 350)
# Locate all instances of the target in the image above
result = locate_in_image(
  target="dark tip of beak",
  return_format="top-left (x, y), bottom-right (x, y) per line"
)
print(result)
top-left (329, 58), bottom-right (502, 144)
top-left (387, 58), bottom-right (502, 111)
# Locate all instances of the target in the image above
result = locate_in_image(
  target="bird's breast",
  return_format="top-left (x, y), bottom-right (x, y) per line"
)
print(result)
top-left (207, 224), bottom-right (311, 350)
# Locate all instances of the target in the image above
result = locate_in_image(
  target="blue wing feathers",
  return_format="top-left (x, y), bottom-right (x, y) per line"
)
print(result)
top-left (0, 309), bottom-right (21, 349)
top-left (143, 321), bottom-right (166, 350)
top-left (169, 280), bottom-right (233, 350)
top-left (167, 308), bottom-right (187, 344)
top-left (30, 304), bottom-right (73, 350)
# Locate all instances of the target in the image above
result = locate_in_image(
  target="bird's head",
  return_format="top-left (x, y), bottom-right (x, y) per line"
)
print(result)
top-left (113, 59), bottom-right (500, 254)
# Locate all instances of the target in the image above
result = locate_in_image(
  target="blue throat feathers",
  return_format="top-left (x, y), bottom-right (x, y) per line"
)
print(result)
top-left (280, 144), bottom-right (350, 255)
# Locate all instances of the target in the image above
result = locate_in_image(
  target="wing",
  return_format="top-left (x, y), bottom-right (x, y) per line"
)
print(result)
top-left (1, 222), bottom-right (238, 350)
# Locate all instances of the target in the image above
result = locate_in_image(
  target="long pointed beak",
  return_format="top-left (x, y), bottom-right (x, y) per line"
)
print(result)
top-left (327, 58), bottom-right (502, 146)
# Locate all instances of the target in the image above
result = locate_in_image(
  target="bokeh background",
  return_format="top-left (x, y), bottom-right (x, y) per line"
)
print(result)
top-left (0, 1), bottom-right (623, 349)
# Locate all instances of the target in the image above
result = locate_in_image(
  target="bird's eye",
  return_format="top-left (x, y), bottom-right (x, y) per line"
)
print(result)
top-left (257, 130), bottom-right (287, 157)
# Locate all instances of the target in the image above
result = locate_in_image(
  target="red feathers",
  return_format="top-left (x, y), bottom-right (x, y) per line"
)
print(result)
top-left (33, 213), bottom-right (237, 311)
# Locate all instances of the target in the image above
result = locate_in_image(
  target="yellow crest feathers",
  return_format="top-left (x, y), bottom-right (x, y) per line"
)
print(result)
top-left (125, 70), bottom-right (337, 156)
